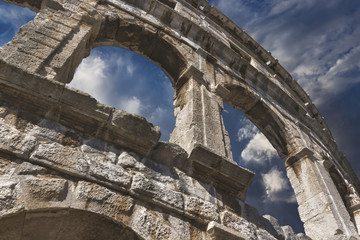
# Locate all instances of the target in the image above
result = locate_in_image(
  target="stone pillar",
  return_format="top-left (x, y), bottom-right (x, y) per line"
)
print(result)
top-left (0, 1), bottom-right (101, 83)
top-left (352, 207), bottom-right (360, 232)
top-left (170, 66), bottom-right (232, 161)
top-left (285, 148), bottom-right (359, 239)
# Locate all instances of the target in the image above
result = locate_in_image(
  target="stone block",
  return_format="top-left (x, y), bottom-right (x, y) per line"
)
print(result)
top-left (221, 210), bottom-right (257, 239)
top-left (207, 221), bottom-right (248, 240)
top-left (61, 87), bottom-right (113, 121)
top-left (89, 156), bottom-right (132, 188)
top-left (0, 123), bottom-right (37, 159)
top-left (281, 225), bottom-right (297, 240)
top-left (256, 229), bottom-right (278, 240)
top-left (0, 181), bottom-right (24, 216)
top-left (189, 144), bottom-right (254, 199)
top-left (262, 215), bottom-right (284, 238)
top-left (22, 178), bottom-right (69, 210)
top-left (72, 181), bottom-right (134, 222)
top-left (184, 195), bottom-right (219, 222)
top-left (29, 119), bottom-right (68, 143)
top-left (14, 161), bottom-right (48, 176)
top-left (117, 151), bottom-right (140, 169)
top-left (0, 157), bottom-right (13, 176)
top-left (2, 50), bottom-right (43, 72)
top-left (108, 109), bottom-right (161, 156)
top-left (81, 137), bottom-right (107, 154)
top-left (17, 39), bottom-right (55, 60)
top-left (131, 174), bottom-right (184, 210)
top-left (297, 191), bottom-right (329, 222)
top-left (0, 62), bottom-right (64, 101)
top-left (129, 205), bottom-right (182, 240)
top-left (302, 211), bottom-right (341, 240)
top-left (150, 141), bottom-right (189, 170)
top-left (30, 143), bottom-right (89, 177)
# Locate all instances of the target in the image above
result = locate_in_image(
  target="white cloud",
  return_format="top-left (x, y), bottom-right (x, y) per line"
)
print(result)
top-left (0, 4), bottom-right (35, 29)
top-left (213, 0), bottom-right (360, 106)
top-left (262, 167), bottom-right (296, 203)
top-left (241, 132), bottom-right (277, 164)
top-left (237, 118), bottom-right (258, 142)
top-left (70, 55), bottom-right (108, 98)
top-left (117, 96), bottom-right (142, 115)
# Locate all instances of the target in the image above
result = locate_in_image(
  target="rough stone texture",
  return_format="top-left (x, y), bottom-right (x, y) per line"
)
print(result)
top-left (0, 0), bottom-right (360, 239)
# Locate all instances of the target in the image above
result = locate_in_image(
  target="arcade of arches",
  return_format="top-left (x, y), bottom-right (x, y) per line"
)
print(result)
top-left (0, 0), bottom-right (359, 239)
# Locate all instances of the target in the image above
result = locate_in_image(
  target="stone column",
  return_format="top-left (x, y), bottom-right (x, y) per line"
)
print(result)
top-left (285, 148), bottom-right (359, 239)
top-left (170, 66), bottom-right (232, 161)
top-left (0, 0), bottom-right (101, 83)
top-left (352, 207), bottom-right (360, 232)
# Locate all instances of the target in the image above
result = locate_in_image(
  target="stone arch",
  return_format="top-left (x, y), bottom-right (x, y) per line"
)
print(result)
top-left (93, 10), bottom-right (190, 85)
top-left (0, 0), bottom-right (360, 238)
top-left (0, 209), bottom-right (141, 240)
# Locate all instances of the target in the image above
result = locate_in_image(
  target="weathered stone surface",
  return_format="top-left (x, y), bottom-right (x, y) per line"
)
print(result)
top-left (29, 119), bottom-right (68, 143)
top-left (131, 173), bottom-right (184, 210)
top-left (262, 214), bottom-right (285, 238)
top-left (30, 143), bottom-right (89, 176)
top-left (256, 228), bottom-right (278, 240)
top-left (109, 109), bottom-right (161, 156)
top-left (150, 141), bottom-right (189, 169)
top-left (207, 221), bottom-right (248, 240)
top-left (0, 0), bottom-right (359, 239)
top-left (184, 195), bottom-right (219, 222)
top-left (129, 205), bottom-right (182, 240)
top-left (117, 151), bottom-right (140, 169)
top-left (221, 210), bottom-right (257, 239)
top-left (72, 181), bottom-right (134, 222)
top-left (22, 178), bottom-right (69, 209)
top-left (0, 181), bottom-right (24, 215)
top-left (89, 157), bottom-right (132, 188)
top-left (0, 123), bottom-right (37, 158)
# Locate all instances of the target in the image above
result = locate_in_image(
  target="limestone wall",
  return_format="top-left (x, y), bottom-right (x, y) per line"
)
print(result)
top-left (0, 92), bottom-right (306, 239)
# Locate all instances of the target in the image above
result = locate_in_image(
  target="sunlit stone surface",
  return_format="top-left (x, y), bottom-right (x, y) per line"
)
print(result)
top-left (0, 0), bottom-right (359, 239)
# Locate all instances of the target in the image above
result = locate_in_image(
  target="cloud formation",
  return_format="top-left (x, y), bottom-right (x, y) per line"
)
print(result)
top-left (262, 167), bottom-right (296, 203)
top-left (241, 132), bottom-right (277, 164)
top-left (117, 96), bottom-right (142, 115)
top-left (69, 47), bottom-right (175, 141)
top-left (213, 0), bottom-right (360, 105)
top-left (70, 55), bottom-right (110, 104)
top-left (0, 4), bottom-right (35, 27)
top-left (0, 2), bottom-right (36, 46)
top-left (237, 117), bottom-right (277, 165)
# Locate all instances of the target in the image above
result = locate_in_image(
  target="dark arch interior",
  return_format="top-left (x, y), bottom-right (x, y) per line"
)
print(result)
top-left (0, 209), bottom-right (140, 240)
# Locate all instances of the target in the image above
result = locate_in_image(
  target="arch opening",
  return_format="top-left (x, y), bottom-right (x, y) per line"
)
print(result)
top-left (0, 209), bottom-right (141, 240)
top-left (222, 103), bottom-right (304, 233)
top-left (94, 11), bottom-right (190, 85)
top-left (68, 46), bottom-right (175, 141)
top-left (0, 1), bottom-right (36, 47)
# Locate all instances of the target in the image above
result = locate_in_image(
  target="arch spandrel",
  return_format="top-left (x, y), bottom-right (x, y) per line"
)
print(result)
top-left (1, 0), bottom-right (360, 238)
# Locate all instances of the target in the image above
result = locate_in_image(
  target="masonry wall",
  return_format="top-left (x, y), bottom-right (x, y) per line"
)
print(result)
top-left (1, 0), bottom-right (360, 239)
top-left (0, 88), bottom-right (307, 239)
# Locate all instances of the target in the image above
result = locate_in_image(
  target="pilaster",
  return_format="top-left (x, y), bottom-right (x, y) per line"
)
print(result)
top-left (285, 148), bottom-right (359, 239)
top-left (170, 66), bottom-right (232, 161)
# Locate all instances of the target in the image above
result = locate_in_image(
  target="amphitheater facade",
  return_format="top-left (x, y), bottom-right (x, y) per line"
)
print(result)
top-left (0, 0), bottom-right (359, 239)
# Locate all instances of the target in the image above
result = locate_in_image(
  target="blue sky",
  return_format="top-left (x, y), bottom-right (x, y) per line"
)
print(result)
top-left (1, 0), bottom-right (359, 233)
